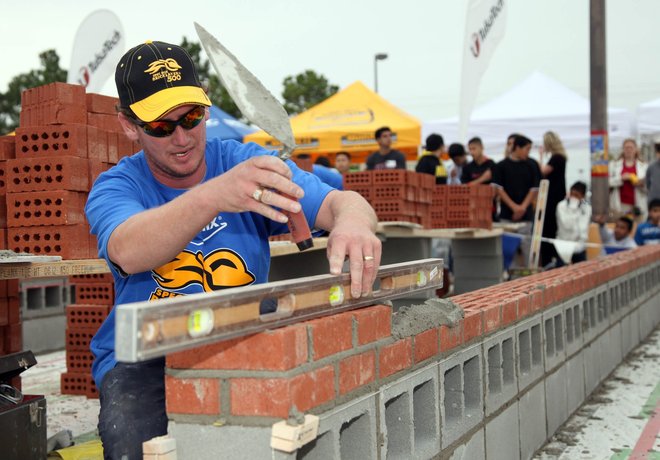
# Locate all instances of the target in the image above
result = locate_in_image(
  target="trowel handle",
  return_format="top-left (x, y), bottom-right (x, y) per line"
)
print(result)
top-left (280, 192), bottom-right (313, 251)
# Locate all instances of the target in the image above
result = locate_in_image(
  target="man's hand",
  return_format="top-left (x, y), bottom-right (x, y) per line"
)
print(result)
top-left (512, 204), bottom-right (526, 221)
top-left (210, 155), bottom-right (303, 222)
top-left (316, 190), bottom-right (381, 299)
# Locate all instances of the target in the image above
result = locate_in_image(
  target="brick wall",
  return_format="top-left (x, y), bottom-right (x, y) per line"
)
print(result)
top-left (165, 245), bottom-right (660, 427)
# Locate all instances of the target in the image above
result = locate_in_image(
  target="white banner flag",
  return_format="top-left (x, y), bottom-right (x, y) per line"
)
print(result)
top-left (67, 10), bottom-right (125, 93)
top-left (458, 0), bottom-right (507, 141)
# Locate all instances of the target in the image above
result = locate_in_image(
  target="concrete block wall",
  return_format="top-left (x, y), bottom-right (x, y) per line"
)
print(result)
top-left (166, 245), bottom-right (660, 459)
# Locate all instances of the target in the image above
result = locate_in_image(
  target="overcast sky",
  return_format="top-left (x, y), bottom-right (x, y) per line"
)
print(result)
top-left (2, 0), bottom-right (660, 122)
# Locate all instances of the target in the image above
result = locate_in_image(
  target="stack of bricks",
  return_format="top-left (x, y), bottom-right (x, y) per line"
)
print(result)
top-left (344, 170), bottom-right (434, 228)
top-left (6, 81), bottom-right (138, 258)
top-left (431, 184), bottom-right (494, 229)
top-left (61, 273), bottom-right (116, 399)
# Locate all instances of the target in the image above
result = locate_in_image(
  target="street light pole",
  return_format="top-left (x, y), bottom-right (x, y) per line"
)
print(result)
top-left (374, 53), bottom-right (388, 93)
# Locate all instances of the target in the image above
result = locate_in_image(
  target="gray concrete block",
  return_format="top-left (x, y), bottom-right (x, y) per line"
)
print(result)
top-left (515, 317), bottom-right (544, 392)
top-left (580, 293), bottom-right (598, 344)
top-left (439, 344), bottom-right (484, 448)
top-left (453, 256), bottom-right (502, 279)
top-left (583, 339), bottom-right (602, 395)
top-left (379, 363), bottom-right (440, 460)
top-left (565, 352), bottom-right (585, 415)
top-left (563, 300), bottom-right (583, 357)
top-left (604, 322), bottom-right (623, 376)
top-left (445, 428), bottom-right (485, 460)
top-left (171, 424), bottom-right (275, 460)
top-left (518, 382), bottom-right (547, 460)
top-left (452, 236), bottom-right (502, 257)
top-left (544, 364), bottom-right (568, 438)
top-left (482, 329), bottom-right (517, 416)
top-left (621, 310), bottom-right (641, 356)
top-left (542, 305), bottom-right (566, 372)
top-left (485, 401), bottom-right (520, 460)
top-left (320, 394), bottom-right (378, 460)
top-left (381, 237), bottom-right (433, 265)
top-left (23, 314), bottom-right (66, 353)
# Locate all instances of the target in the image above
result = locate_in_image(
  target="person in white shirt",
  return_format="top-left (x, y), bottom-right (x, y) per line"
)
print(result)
top-left (446, 143), bottom-right (468, 185)
top-left (555, 181), bottom-right (592, 266)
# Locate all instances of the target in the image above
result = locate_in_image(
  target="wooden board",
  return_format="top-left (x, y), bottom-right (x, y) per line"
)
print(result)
top-left (0, 259), bottom-right (110, 280)
top-left (376, 223), bottom-right (503, 240)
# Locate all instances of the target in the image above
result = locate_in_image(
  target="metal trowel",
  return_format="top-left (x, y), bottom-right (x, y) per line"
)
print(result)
top-left (195, 22), bottom-right (312, 251)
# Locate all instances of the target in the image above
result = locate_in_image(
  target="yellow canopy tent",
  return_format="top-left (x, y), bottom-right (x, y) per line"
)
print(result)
top-left (243, 81), bottom-right (421, 164)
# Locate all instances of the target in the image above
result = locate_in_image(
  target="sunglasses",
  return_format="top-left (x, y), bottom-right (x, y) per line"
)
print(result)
top-left (131, 105), bottom-right (206, 137)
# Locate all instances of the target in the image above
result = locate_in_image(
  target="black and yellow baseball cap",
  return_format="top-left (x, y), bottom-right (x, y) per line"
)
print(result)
top-left (115, 40), bottom-right (211, 122)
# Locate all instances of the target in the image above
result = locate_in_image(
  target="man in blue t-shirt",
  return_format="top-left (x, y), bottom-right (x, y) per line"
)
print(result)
top-left (634, 199), bottom-right (660, 245)
top-left (87, 41), bottom-right (381, 459)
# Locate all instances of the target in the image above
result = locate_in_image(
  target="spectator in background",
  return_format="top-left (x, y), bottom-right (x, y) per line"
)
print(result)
top-left (634, 199), bottom-right (660, 245)
top-left (594, 214), bottom-right (636, 255)
top-left (492, 135), bottom-right (541, 267)
top-left (416, 133), bottom-right (448, 184)
top-left (503, 133), bottom-right (520, 159)
top-left (610, 138), bottom-right (648, 222)
top-left (366, 126), bottom-right (406, 170)
top-left (334, 151), bottom-right (352, 175)
top-left (539, 131), bottom-right (567, 267)
top-left (461, 137), bottom-right (495, 185)
top-left (295, 154), bottom-right (344, 190)
top-left (555, 181), bottom-right (591, 266)
top-left (646, 143), bottom-right (660, 203)
top-left (446, 143), bottom-right (468, 185)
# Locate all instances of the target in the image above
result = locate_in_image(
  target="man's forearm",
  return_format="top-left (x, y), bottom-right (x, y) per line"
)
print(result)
top-left (316, 190), bottom-right (377, 232)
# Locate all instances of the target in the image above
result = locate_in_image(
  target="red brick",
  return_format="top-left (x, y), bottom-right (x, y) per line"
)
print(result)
top-left (6, 297), bottom-right (20, 325)
top-left (307, 312), bottom-right (353, 360)
top-left (15, 124), bottom-right (88, 159)
top-left (230, 366), bottom-right (335, 418)
top-left (0, 161), bottom-right (8, 194)
top-left (86, 126), bottom-right (108, 161)
top-left (7, 156), bottom-right (91, 192)
top-left (501, 298), bottom-right (518, 326)
top-left (3, 323), bottom-right (22, 353)
top-left (352, 305), bottom-right (391, 345)
top-left (70, 273), bottom-right (114, 284)
top-left (482, 303), bottom-right (501, 333)
top-left (167, 324), bottom-right (308, 371)
top-left (379, 338), bottom-right (412, 378)
top-left (66, 350), bottom-right (94, 372)
top-left (87, 113), bottom-right (122, 133)
top-left (75, 282), bottom-right (114, 305)
top-left (440, 323), bottom-right (463, 351)
top-left (0, 136), bottom-right (15, 160)
top-left (463, 310), bottom-right (482, 342)
top-left (8, 224), bottom-right (93, 259)
top-left (339, 351), bottom-right (376, 395)
top-left (165, 376), bottom-right (220, 415)
top-left (66, 305), bottom-right (110, 329)
top-left (86, 93), bottom-right (119, 114)
top-left (85, 374), bottom-right (99, 399)
top-left (7, 190), bottom-right (87, 227)
top-left (0, 298), bottom-right (7, 326)
top-left (107, 131), bottom-right (118, 164)
top-left (60, 372), bottom-right (88, 396)
top-left (0, 196), bottom-right (6, 228)
top-left (66, 328), bottom-right (96, 351)
top-left (413, 328), bottom-right (439, 363)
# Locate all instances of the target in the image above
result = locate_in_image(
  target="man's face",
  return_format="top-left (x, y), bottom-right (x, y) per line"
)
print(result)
top-left (128, 104), bottom-right (208, 188)
top-left (377, 130), bottom-right (393, 149)
top-left (334, 154), bottom-right (350, 174)
top-left (614, 220), bottom-right (632, 240)
top-left (515, 144), bottom-right (532, 159)
top-left (569, 190), bottom-right (584, 201)
top-left (453, 155), bottom-right (467, 166)
top-left (649, 206), bottom-right (660, 225)
top-left (506, 137), bottom-right (515, 154)
top-left (468, 142), bottom-right (483, 159)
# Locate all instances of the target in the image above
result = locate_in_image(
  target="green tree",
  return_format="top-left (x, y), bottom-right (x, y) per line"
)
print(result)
top-left (0, 50), bottom-right (67, 133)
top-left (179, 37), bottom-right (242, 120)
top-left (282, 70), bottom-right (338, 115)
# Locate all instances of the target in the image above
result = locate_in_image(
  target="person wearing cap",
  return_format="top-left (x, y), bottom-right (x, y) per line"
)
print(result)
top-left (85, 40), bottom-right (381, 459)
top-left (416, 133), bottom-right (448, 184)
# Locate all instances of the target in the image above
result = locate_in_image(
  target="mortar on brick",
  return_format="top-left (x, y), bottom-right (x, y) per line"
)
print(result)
top-left (392, 298), bottom-right (462, 340)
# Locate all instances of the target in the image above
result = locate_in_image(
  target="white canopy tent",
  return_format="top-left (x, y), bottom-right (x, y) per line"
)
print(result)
top-left (637, 96), bottom-right (660, 137)
top-left (424, 71), bottom-right (634, 157)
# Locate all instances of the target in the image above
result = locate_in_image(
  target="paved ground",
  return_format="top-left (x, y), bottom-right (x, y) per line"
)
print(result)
top-left (21, 350), bottom-right (100, 443)
top-left (535, 327), bottom-right (660, 460)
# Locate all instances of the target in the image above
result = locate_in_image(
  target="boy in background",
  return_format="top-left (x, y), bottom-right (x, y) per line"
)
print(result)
top-left (634, 199), bottom-right (660, 245)
top-left (595, 214), bottom-right (637, 254)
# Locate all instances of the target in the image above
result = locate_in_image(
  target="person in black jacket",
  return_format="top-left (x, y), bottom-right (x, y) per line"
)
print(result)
top-left (365, 126), bottom-right (407, 170)
top-left (416, 133), bottom-right (448, 184)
